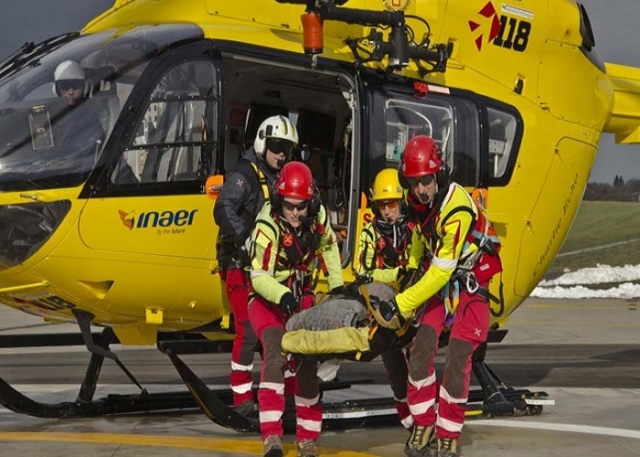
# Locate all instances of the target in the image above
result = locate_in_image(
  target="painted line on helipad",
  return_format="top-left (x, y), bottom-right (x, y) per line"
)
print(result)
top-left (473, 419), bottom-right (640, 439)
top-left (0, 432), bottom-right (379, 456)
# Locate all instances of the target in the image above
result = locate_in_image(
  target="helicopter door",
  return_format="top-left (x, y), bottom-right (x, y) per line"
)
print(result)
top-left (78, 58), bottom-right (220, 259)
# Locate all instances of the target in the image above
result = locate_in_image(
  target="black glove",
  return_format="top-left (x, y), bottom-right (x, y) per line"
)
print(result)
top-left (279, 292), bottom-right (298, 315)
top-left (344, 275), bottom-right (373, 296)
top-left (237, 246), bottom-right (251, 267)
top-left (329, 285), bottom-right (347, 296)
top-left (370, 297), bottom-right (405, 330)
top-left (398, 268), bottom-right (418, 290)
top-left (344, 282), bottom-right (362, 296)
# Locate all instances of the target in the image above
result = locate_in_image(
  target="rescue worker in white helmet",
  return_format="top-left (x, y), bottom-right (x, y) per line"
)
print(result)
top-left (248, 161), bottom-right (344, 457)
top-left (371, 136), bottom-right (502, 457)
top-left (52, 60), bottom-right (105, 164)
top-left (356, 167), bottom-right (418, 436)
top-left (213, 115), bottom-right (298, 416)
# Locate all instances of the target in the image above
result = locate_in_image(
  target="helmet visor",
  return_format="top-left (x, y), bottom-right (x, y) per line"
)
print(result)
top-left (375, 200), bottom-right (400, 210)
top-left (406, 174), bottom-right (435, 188)
top-left (56, 79), bottom-right (84, 92)
top-left (282, 199), bottom-right (310, 211)
top-left (266, 138), bottom-right (296, 158)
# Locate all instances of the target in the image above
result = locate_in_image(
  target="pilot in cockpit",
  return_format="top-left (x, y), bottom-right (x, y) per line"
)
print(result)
top-left (52, 60), bottom-right (105, 162)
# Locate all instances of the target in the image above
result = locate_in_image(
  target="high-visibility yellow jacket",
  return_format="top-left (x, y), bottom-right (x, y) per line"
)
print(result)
top-left (396, 183), bottom-right (489, 314)
top-left (250, 202), bottom-right (344, 303)
top-left (356, 218), bottom-right (414, 284)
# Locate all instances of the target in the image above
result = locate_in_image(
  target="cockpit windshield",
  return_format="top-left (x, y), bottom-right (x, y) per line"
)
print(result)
top-left (0, 24), bottom-right (203, 192)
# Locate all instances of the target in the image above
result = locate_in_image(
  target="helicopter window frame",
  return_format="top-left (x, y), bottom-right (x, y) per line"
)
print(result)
top-left (487, 106), bottom-right (518, 180)
top-left (375, 89), bottom-right (481, 188)
top-left (101, 54), bottom-right (221, 193)
top-left (482, 101), bottom-right (523, 187)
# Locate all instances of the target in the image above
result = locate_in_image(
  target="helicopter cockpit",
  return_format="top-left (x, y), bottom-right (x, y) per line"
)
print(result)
top-left (0, 25), bottom-right (203, 192)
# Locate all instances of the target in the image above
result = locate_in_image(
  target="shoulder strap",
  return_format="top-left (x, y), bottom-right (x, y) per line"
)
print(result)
top-left (255, 217), bottom-right (279, 240)
top-left (249, 161), bottom-right (270, 201)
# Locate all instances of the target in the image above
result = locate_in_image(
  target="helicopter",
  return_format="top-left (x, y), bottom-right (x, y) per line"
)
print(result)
top-left (0, 0), bottom-right (638, 431)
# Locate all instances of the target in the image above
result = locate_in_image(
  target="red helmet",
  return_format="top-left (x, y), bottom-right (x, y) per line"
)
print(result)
top-left (400, 135), bottom-right (441, 178)
top-left (275, 161), bottom-right (314, 200)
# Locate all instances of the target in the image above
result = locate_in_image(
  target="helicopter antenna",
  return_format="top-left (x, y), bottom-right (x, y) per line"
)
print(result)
top-left (276, 0), bottom-right (448, 75)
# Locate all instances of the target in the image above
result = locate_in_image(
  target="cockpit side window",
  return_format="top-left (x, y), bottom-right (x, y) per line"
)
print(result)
top-left (110, 60), bottom-right (218, 185)
top-left (487, 106), bottom-right (518, 180)
top-left (380, 93), bottom-right (480, 187)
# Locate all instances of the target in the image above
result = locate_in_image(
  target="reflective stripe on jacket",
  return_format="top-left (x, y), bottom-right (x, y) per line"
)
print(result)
top-left (396, 183), bottom-right (500, 314)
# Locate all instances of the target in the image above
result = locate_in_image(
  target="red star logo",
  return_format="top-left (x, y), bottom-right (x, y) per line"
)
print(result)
top-left (376, 238), bottom-right (386, 250)
top-left (468, 2), bottom-right (501, 51)
top-left (283, 233), bottom-right (294, 247)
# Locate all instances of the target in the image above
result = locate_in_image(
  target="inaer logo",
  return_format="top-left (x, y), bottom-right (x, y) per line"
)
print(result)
top-left (118, 210), bottom-right (135, 230)
top-left (468, 2), bottom-right (501, 51)
top-left (118, 209), bottom-right (198, 230)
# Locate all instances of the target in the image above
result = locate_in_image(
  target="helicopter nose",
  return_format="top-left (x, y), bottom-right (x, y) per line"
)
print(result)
top-left (0, 201), bottom-right (71, 267)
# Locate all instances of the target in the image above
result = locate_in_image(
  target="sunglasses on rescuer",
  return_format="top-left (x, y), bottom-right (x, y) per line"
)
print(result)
top-left (406, 174), bottom-right (436, 187)
top-left (56, 80), bottom-right (84, 92)
top-left (266, 138), bottom-right (295, 157)
top-left (282, 200), bottom-right (310, 211)
top-left (376, 200), bottom-right (400, 210)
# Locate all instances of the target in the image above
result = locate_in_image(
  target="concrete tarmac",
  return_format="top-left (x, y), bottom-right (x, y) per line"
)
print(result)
top-left (0, 297), bottom-right (638, 456)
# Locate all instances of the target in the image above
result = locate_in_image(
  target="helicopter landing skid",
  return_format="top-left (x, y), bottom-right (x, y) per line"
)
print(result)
top-left (0, 330), bottom-right (552, 426)
top-left (465, 343), bottom-right (554, 417)
top-left (0, 327), bottom-right (202, 418)
top-left (159, 340), bottom-right (402, 432)
top-left (0, 328), bottom-right (400, 430)
top-left (0, 376), bottom-right (199, 418)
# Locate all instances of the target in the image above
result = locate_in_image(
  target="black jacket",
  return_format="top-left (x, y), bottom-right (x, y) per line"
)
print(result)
top-left (213, 148), bottom-right (278, 270)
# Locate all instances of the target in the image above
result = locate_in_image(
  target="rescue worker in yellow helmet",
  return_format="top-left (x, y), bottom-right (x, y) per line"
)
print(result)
top-left (248, 161), bottom-right (344, 457)
top-left (371, 136), bottom-right (502, 457)
top-left (356, 168), bottom-right (417, 436)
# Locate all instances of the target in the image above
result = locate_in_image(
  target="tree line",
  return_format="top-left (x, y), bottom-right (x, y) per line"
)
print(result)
top-left (584, 175), bottom-right (640, 201)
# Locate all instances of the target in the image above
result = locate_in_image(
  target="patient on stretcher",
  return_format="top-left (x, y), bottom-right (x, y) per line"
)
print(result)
top-left (281, 283), bottom-right (414, 360)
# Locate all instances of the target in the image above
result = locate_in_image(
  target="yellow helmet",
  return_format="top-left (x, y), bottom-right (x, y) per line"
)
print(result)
top-left (371, 168), bottom-right (403, 201)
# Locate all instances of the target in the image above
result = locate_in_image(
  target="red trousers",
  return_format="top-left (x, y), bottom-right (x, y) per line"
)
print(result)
top-left (407, 284), bottom-right (490, 440)
top-left (221, 268), bottom-right (259, 407)
top-left (249, 294), bottom-right (321, 441)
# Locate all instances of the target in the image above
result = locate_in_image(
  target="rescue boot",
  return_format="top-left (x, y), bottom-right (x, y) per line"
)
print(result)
top-left (437, 438), bottom-right (459, 457)
top-left (234, 399), bottom-right (258, 418)
top-left (405, 425), bottom-right (435, 457)
top-left (296, 438), bottom-right (319, 457)
top-left (263, 434), bottom-right (284, 457)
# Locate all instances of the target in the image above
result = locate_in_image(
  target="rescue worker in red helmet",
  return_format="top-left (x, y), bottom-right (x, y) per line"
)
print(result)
top-left (248, 161), bottom-right (344, 457)
top-left (356, 168), bottom-right (417, 434)
top-left (213, 115), bottom-right (298, 416)
top-left (372, 135), bottom-right (502, 457)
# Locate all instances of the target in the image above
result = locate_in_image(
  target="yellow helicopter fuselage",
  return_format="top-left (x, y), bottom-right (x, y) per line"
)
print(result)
top-left (0, 0), bottom-right (632, 345)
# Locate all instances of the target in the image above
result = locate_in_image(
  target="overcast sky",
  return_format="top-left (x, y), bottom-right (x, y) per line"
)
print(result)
top-left (0, 0), bottom-right (637, 184)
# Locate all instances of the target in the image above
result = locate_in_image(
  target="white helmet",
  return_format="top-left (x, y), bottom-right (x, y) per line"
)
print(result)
top-left (52, 60), bottom-right (87, 96)
top-left (253, 115), bottom-right (299, 158)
